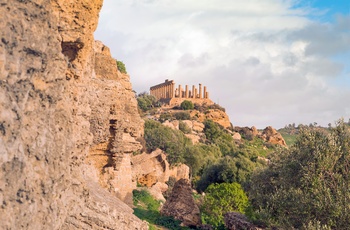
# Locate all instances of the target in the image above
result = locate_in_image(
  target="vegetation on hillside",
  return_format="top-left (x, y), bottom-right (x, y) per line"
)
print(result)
top-left (137, 94), bottom-right (350, 229)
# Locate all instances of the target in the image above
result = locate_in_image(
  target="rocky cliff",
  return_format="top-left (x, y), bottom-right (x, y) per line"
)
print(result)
top-left (0, 0), bottom-right (147, 229)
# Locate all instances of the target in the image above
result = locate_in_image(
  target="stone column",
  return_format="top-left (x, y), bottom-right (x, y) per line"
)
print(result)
top-left (171, 82), bottom-right (175, 98)
top-left (203, 86), bottom-right (207, 99)
top-left (192, 85), bottom-right (195, 98)
top-left (206, 92), bottom-right (209, 99)
top-left (178, 85), bottom-right (182, 98)
top-left (185, 85), bottom-right (189, 98)
top-left (194, 88), bottom-right (198, 98)
top-left (199, 84), bottom-right (202, 99)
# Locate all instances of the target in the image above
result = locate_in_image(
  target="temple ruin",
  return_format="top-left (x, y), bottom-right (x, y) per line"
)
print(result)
top-left (150, 79), bottom-right (214, 106)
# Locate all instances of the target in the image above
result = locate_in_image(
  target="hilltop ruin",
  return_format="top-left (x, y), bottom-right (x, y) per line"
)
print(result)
top-left (150, 79), bottom-right (214, 106)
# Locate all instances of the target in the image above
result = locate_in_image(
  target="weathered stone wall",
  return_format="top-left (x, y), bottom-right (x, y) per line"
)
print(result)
top-left (0, 0), bottom-right (147, 229)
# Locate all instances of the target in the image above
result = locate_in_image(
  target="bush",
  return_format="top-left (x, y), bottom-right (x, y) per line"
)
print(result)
top-left (196, 156), bottom-right (256, 192)
top-left (154, 216), bottom-right (185, 230)
top-left (180, 100), bottom-right (194, 110)
top-left (203, 119), bottom-right (222, 142)
top-left (201, 182), bottom-right (250, 229)
top-left (116, 60), bottom-right (127, 73)
top-left (144, 119), bottom-right (192, 165)
top-left (137, 92), bottom-right (159, 112)
top-left (159, 113), bottom-right (173, 122)
top-left (248, 120), bottom-right (350, 229)
top-left (174, 111), bottom-right (191, 120)
top-left (179, 121), bottom-right (191, 134)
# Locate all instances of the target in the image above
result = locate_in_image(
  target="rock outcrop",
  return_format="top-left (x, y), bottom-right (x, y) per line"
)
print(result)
top-left (190, 109), bottom-right (231, 129)
top-left (131, 149), bottom-right (190, 200)
top-left (234, 126), bottom-right (287, 147)
top-left (260, 126), bottom-right (287, 147)
top-left (161, 179), bottom-right (201, 227)
top-left (0, 0), bottom-right (147, 229)
top-left (224, 212), bottom-right (260, 230)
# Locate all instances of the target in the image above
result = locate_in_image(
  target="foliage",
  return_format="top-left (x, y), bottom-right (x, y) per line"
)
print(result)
top-left (201, 182), bottom-right (250, 229)
top-left (133, 189), bottom-right (161, 211)
top-left (116, 60), bottom-right (127, 74)
top-left (196, 156), bottom-right (261, 192)
top-left (144, 119), bottom-right (192, 165)
top-left (194, 103), bottom-right (225, 113)
top-left (159, 113), bottom-right (173, 122)
top-left (155, 216), bottom-right (188, 230)
top-left (180, 100), bottom-right (194, 110)
top-left (248, 120), bottom-right (350, 229)
top-left (179, 121), bottom-right (191, 134)
top-left (133, 189), bottom-right (190, 230)
top-left (174, 111), bottom-right (191, 120)
top-left (137, 92), bottom-right (159, 112)
top-left (203, 119), bottom-right (222, 142)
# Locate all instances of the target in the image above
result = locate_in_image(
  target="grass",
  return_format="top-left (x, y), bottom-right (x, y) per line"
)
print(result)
top-left (132, 189), bottom-right (193, 230)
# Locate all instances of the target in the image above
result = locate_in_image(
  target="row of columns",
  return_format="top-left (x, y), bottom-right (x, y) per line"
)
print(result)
top-left (175, 83), bottom-right (209, 99)
top-left (150, 80), bottom-right (175, 100)
top-left (150, 80), bottom-right (210, 100)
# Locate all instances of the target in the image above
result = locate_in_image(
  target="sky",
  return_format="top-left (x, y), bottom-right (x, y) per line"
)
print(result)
top-left (95, 0), bottom-right (350, 129)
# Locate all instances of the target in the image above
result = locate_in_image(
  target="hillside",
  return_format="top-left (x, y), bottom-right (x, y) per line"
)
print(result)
top-left (134, 94), bottom-right (289, 228)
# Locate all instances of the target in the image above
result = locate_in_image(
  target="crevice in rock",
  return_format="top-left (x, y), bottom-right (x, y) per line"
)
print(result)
top-left (61, 40), bottom-right (84, 62)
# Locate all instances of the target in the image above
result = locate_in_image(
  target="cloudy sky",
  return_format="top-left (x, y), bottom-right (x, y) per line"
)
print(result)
top-left (95, 0), bottom-right (350, 129)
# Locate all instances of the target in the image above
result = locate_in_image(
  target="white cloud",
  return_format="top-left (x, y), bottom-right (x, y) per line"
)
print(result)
top-left (95, 0), bottom-right (350, 128)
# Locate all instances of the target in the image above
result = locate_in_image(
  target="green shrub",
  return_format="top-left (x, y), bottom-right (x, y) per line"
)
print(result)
top-left (159, 113), bottom-right (173, 122)
top-left (196, 156), bottom-right (256, 192)
top-left (116, 60), bottom-right (127, 73)
top-left (180, 100), bottom-right (194, 110)
top-left (174, 111), bottom-right (191, 120)
top-left (144, 119), bottom-right (192, 165)
top-left (137, 92), bottom-right (159, 112)
top-left (154, 216), bottom-right (185, 230)
top-left (248, 120), bottom-right (350, 229)
top-left (179, 121), bottom-right (191, 134)
top-left (203, 119), bottom-right (222, 142)
top-left (201, 182), bottom-right (250, 228)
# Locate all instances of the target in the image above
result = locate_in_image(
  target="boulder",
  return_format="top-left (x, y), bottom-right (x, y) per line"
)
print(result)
top-left (232, 132), bottom-right (242, 141)
top-left (224, 212), bottom-right (260, 230)
top-left (192, 121), bottom-right (205, 132)
top-left (161, 179), bottom-right (201, 227)
top-left (260, 126), bottom-right (287, 147)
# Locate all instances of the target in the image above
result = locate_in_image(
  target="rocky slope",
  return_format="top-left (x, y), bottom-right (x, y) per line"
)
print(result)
top-left (0, 0), bottom-right (147, 229)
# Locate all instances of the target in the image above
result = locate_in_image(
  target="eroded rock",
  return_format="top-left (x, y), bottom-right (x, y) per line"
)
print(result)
top-left (161, 179), bottom-right (201, 227)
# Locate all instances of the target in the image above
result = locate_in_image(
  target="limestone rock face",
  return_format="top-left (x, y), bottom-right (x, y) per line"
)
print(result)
top-left (132, 149), bottom-right (190, 187)
top-left (161, 179), bottom-right (201, 227)
top-left (85, 40), bottom-right (144, 206)
top-left (260, 126), bottom-right (287, 147)
top-left (0, 0), bottom-right (147, 229)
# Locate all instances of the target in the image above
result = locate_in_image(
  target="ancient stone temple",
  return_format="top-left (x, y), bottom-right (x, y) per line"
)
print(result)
top-left (150, 80), bottom-right (214, 106)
